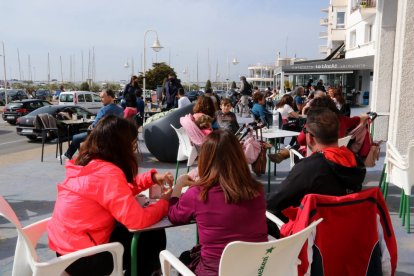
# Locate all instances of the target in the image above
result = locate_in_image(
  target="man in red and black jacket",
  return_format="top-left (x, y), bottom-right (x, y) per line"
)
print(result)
top-left (267, 108), bottom-right (366, 222)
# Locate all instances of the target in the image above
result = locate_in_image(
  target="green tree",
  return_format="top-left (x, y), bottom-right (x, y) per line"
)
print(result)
top-left (90, 83), bottom-right (101, 92)
top-left (141, 62), bottom-right (177, 90)
top-left (231, 81), bottom-right (237, 89)
top-left (107, 82), bottom-right (121, 92)
top-left (79, 82), bottom-right (90, 91)
top-left (205, 80), bottom-right (212, 90)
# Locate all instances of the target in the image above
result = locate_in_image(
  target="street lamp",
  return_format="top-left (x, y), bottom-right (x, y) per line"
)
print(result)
top-left (1, 41), bottom-right (8, 105)
top-left (227, 56), bottom-right (240, 91)
top-left (143, 30), bottom-right (163, 100)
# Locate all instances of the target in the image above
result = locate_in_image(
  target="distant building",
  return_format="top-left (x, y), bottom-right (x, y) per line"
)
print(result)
top-left (272, 0), bottom-right (377, 106)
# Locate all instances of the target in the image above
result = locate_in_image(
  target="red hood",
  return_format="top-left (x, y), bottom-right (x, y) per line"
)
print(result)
top-left (321, 146), bottom-right (356, 167)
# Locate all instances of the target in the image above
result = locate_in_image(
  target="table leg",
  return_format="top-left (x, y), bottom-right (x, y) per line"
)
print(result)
top-left (267, 146), bottom-right (271, 193)
top-left (131, 232), bottom-right (140, 276)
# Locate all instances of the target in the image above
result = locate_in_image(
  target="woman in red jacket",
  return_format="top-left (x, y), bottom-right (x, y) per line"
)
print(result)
top-left (48, 115), bottom-right (174, 275)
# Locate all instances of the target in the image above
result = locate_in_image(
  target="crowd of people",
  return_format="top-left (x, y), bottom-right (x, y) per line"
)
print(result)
top-left (46, 74), bottom-right (380, 276)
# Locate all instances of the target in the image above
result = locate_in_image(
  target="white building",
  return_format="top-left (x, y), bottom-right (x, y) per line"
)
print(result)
top-left (246, 63), bottom-right (275, 91)
top-left (273, 0), bottom-right (377, 105)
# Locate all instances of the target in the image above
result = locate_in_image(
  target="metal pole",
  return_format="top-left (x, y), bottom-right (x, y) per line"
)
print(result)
top-left (2, 41), bottom-right (8, 105)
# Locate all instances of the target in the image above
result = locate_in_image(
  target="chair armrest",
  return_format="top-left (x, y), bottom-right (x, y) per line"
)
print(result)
top-left (23, 217), bottom-right (51, 248)
top-left (36, 242), bottom-right (124, 276)
top-left (159, 250), bottom-right (195, 276)
top-left (266, 211), bottom-right (285, 228)
top-left (387, 155), bottom-right (409, 170)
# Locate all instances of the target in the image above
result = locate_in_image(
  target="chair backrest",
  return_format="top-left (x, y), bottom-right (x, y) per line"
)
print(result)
top-left (171, 124), bottom-right (194, 162)
top-left (338, 135), bottom-right (352, 147)
top-left (36, 113), bottom-right (58, 129)
top-left (218, 219), bottom-right (322, 276)
top-left (408, 142), bottom-right (414, 183)
top-left (280, 188), bottom-right (397, 276)
top-left (0, 196), bottom-right (39, 274)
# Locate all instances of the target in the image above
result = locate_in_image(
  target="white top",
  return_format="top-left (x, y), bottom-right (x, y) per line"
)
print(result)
top-left (178, 96), bottom-right (191, 108)
top-left (276, 104), bottom-right (294, 119)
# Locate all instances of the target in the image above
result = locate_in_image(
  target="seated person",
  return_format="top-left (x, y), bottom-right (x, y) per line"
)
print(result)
top-left (168, 130), bottom-right (268, 275)
top-left (215, 98), bottom-right (239, 134)
top-left (266, 108), bottom-right (366, 224)
top-left (251, 92), bottom-right (272, 127)
top-left (59, 89), bottom-right (123, 160)
top-left (177, 88), bottom-right (192, 109)
top-left (48, 115), bottom-right (174, 275)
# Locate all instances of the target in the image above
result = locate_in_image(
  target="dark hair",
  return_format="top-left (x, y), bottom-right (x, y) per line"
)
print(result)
top-left (75, 115), bottom-right (138, 183)
top-left (333, 88), bottom-right (345, 105)
top-left (105, 89), bottom-right (115, 98)
top-left (193, 95), bottom-right (216, 117)
top-left (306, 108), bottom-right (339, 144)
top-left (276, 94), bottom-right (294, 108)
top-left (205, 88), bottom-right (213, 94)
top-left (308, 96), bottom-right (340, 114)
top-left (197, 130), bottom-right (263, 203)
top-left (220, 97), bottom-right (231, 105)
top-left (178, 88), bottom-right (185, 96)
top-left (252, 91), bottom-right (264, 103)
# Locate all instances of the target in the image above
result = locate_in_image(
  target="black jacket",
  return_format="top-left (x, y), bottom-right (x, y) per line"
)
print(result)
top-left (267, 152), bottom-right (366, 221)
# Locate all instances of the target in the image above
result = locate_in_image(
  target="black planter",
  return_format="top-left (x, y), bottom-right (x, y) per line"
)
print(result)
top-left (143, 104), bottom-right (194, 163)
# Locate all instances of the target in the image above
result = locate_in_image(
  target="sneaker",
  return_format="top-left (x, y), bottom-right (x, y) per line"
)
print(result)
top-left (57, 154), bottom-right (69, 161)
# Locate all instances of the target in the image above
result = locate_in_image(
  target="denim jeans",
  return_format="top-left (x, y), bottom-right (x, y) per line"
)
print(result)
top-left (65, 132), bottom-right (88, 159)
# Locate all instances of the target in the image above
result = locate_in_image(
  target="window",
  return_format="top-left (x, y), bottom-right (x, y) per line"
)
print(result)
top-left (365, 24), bottom-right (373, 43)
top-left (85, 94), bottom-right (92, 102)
top-left (350, 30), bottom-right (357, 48)
top-left (78, 94), bottom-right (85, 102)
top-left (336, 12), bottom-right (345, 29)
top-left (93, 94), bottom-right (101, 102)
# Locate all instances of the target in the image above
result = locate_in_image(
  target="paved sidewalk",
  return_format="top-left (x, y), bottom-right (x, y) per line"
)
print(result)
top-left (0, 106), bottom-right (413, 275)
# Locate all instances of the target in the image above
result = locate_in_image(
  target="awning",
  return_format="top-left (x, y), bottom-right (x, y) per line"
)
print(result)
top-left (275, 55), bottom-right (374, 75)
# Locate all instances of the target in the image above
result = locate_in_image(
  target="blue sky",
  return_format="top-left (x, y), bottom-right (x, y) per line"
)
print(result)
top-left (1, 0), bottom-right (327, 84)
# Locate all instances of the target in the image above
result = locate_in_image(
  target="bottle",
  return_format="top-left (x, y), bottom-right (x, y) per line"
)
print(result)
top-left (272, 110), bottom-right (279, 130)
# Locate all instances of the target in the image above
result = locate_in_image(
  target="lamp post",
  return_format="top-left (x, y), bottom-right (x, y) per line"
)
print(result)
top-left (1, 41), bottom-right (8, 105)
top-left (143, 30), bottom-right (163, 101)
top-left (226, 56), bottom-right (239, 91)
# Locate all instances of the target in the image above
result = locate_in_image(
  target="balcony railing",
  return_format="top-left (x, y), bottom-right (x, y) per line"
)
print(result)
top-left (320, 18), bottom-right (329, 26)
top-left (321, 7), bottom-right (329, 13)
top-left (351, 0), bottom-right (376, 13)
top-left (319, 32), bottom-right (328, 38)
top-left (319, 45), bottom-right (328, 53)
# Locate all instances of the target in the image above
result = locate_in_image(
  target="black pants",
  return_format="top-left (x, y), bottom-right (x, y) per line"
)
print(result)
top-left (58, 224), bottom-right (166, 276)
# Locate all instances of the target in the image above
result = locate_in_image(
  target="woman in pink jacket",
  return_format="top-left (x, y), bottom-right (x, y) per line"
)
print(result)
top-left (48, 115), bottom-right (173, 276)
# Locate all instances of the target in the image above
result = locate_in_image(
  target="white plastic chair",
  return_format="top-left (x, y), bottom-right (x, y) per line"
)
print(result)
top-left (159, 218), bottom-right (322, 276)
top-left (0, 196), bottom-right (124, 276)
top-left (171, 124), bottom-right (198, 184)
top-left (338, 135), bottom-right (352, 147)
top-left (385, 141), bottom-right (414, 233)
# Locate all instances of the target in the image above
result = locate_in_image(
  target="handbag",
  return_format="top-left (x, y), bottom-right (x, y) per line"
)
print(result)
top-left (251, 128), bottom-right (271, 176)
top-left (364, 141), bottom-right (382, 167)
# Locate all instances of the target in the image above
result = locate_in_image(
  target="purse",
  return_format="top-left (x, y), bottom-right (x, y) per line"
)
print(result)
top-left (364, 141), bottom-right (382, 167)
top-left (252, 128), bottom-right (270, 176)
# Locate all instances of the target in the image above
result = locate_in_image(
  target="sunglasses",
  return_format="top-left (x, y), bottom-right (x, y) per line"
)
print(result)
top-left (303, 127), bottom-right (314, 137)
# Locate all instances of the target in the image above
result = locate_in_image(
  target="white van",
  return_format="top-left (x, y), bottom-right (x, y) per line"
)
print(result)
top-left (59, 91), bottom-right (102, 114)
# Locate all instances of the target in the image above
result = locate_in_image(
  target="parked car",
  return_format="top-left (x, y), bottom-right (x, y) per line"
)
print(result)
top-left (34, 89), bottom-right (52, 101)
top-left (59, 91), bottom-right (102, 114)
top-left (16, 105), bottom-right (94, 141)
top-left (2, 99), bottom-right (52, 125)
top-left (214, 90), bottom-right (226, 99)
top-left (0, 89), bottom-right (28, 105)
top-left (185, 90), bottom-right (203, 102)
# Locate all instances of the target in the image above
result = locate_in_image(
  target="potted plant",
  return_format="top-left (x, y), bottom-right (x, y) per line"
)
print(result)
top-left (360, 1), bottom-right (367, 8)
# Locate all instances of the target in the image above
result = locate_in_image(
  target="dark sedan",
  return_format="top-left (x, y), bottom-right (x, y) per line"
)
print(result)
top-left (2, 99), bottom-right (51, 125)
top-left (16, 105), bottom-right (94, 141)
top-left (185, 90), bottom-right (203, 102)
